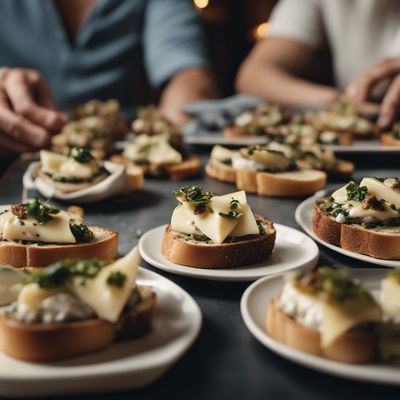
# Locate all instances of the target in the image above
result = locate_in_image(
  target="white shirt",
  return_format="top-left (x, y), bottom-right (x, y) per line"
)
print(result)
top-left (268, 0), bottom-right (400, 89)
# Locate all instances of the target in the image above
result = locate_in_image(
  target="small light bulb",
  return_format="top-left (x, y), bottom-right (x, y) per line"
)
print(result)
top-left (193, 0), bottom-right (209, 9)
top-left (254, 22), bottom-right (269, 39)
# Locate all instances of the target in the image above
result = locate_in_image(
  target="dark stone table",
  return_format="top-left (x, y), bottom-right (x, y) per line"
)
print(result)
top-left (0, 153), bottom-right (399, 400)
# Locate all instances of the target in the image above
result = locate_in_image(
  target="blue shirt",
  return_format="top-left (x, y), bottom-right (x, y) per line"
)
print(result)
top-left (0, 0), bottom-right (209, 111)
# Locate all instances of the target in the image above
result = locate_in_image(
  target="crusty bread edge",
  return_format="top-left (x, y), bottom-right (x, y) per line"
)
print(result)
top-left (267, 298), bottom-right (377, 363)
top-left (0, 292), bottom-right (156, 362)
top-left (0, 227), bottom-right (118, 268)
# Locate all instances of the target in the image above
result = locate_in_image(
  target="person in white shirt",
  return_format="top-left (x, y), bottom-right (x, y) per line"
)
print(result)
top-left (236, 0), bottom-right (400, 128)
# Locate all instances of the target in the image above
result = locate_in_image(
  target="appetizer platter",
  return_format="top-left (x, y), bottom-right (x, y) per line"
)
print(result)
top-left (139, 185), bottom-right (318, 281)
top-left (296, 177), bottom-right (400, 267)
top-left (241, 267), bottom-right (400, 384)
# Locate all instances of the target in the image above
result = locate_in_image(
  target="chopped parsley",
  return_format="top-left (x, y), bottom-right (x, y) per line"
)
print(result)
top-left (71, 147), bottom-right (94, 163)
top-left (106, 271), bottom-right (126, 288)
top-left (294, 266), bottom-right (374, 304)
top-left (219, 210), bottom-right (243, 219)
top-left (346, 181), bottom-right (368, 202)
top-left (29, 258), bottom-right (105, 289)
top-left (23, 198), bottom-right (60, 224)
top-left (173, 186), bottom-right (215, 214)
top-left (70, 224), bottom-right (94, 243)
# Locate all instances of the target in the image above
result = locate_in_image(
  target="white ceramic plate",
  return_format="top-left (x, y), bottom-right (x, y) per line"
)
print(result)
top-left (183, 134), bottom-right (400, 153)
top-left (184, 134), bottom-right (268, 147)
top-left (241, 269), bottom-right (400, 385)
top-left (0, 268), bottom-right (201, 398)
top-left (138, 224), bottom-right (319, 282)
top-left (295, 191), bottom-right (400, 267)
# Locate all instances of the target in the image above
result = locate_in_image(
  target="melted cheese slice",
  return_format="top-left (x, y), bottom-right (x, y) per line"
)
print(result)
top-left (71, 246), bottom-right (139, 322)
top-left (147, 140), bottom-right (182, 165)
top-left (331, 184), bottom-right (348, 203)
top-left (17, 284), bottom-right (62, 316)
top-left (321, 298), bottom-right (381, 347)
top-left (360, 177), bottom-right (400, 208)
top-left (381, 276), bottom-right (400, 319)
top-left (40, 150), bottom-right (98, 179)
top-left (0, 209), bottom-right (76, 243)
top-left (173, 190), bottom-right (259, 243)
top-left (246, 149), bottom-right (291, 170)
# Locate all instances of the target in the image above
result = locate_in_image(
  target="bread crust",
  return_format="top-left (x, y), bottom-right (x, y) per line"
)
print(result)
top-left (111, 154), bottom-right (201, 180)
top-left (206, 161), bottom-right (326, 197)
top-left (161, 216), bottom-right (276, 269)
top-left (205, 159), bottom-right (236, 183)
top-left (313, 199), bottom-right (400, 260)
top-left (0, 227), bottom-right (118, 268)
top-left (267, 298), bottom-right (377, 363)
top-left (381, 132), bottom-right (400, 147)
top-left (0, 293), bottom-right (156, 362)
top-left (312, 200), bottom-right (341, 246)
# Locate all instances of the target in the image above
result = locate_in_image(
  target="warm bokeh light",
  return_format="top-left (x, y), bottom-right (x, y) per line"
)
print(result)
top-left (193, 0), bottom-right (209, 9)
top-left (254, 22), bottom-right (269, 39)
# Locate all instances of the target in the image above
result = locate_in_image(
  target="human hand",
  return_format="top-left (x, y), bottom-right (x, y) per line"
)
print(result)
top-left (0, 68), bottom-right (67, 155)
top-left (345, 58), bottom-right (400, 129)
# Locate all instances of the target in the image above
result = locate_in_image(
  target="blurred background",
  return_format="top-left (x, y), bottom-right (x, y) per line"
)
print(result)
top-left (136, 0), bottom-right (334, 103)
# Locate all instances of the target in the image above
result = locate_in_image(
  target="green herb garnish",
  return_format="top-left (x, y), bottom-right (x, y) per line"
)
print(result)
top-left (173, 186), bottom-right (215, 214)
top-left (24, 198), bottom-right (60, 224)
top-left (219, 210), bottom-right (243, 219)
top-left (29, 258), bottom-right (104, 289)
top-left (106, 271), bottom-right (126, 288)
top-left (71, 147), bottom-right (94, 163)
top-left (70, 224), bottom-right (94, 243)
top-left (346, 181), bottom-right (368, 202)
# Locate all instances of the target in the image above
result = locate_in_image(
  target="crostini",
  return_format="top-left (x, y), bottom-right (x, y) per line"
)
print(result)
top-left (206, 144), bottom-right (328, 197)
top-left (112, 106), bottom-right (201, 180)
top-left (34, 148), bottom-right (144, 194)
top-left (381, 122), bottom-right (400, 147)
top-left (304, 100), bottom-right (377, 141)
top-left (313, 177), bottom-right (400, 259)
top-left (224, 104), bottom-right (291, 138)
top-left (0, 199), bottom-right (117, 268)
top-left (0, 247), bottom-right (156, 361)
top-left (52, 99), bottom-right (128, 159)
top-left (161, 186), bottom-right (276, 268)
top-left (267, 267), bottom-right (381, 363)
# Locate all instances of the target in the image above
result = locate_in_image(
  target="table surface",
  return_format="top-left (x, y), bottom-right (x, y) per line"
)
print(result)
top-left (1, 153), bottom-right (400, 400)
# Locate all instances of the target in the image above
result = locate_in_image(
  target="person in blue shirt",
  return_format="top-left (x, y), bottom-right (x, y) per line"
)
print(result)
top-left (0, 0), bottom-right (217, 156)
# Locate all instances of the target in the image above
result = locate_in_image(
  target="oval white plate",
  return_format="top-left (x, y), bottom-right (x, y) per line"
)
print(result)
top-left (138, 224), bottom-right (319, 282)
top-left (241, 269), bottom-right (400, 385)
top-left (0, 268), bottom-right (201, 397)
top-left (295, 191), bottom-right (400, 267)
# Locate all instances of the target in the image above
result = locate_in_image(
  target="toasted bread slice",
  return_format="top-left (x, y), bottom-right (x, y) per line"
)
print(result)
top-left (267, 298), bottom-right (377, 363)
top-left (161, 216), bottom-right (276, 269)
top-left (205, 158), bottom-right (236, 183)
top-left (206, 159), bottom-right (326, 197)
top-left (313, 199), bottom-right (400, 259)
top-left (0, 227), bottom-right (118, 268)
top-left (236, 169), bottom-right (327, 197)
top-left (224, 126), bottom-right (254, 139)
top-left (381, 132), bottom-right (400, 147)
top-left (111, 154), bottom-right (201, 180)
top-left (0, 292), bottom-right (156, 362)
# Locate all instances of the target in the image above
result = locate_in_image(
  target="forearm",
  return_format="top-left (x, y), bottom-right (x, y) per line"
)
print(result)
top-left (236, 60), bottom-right (341, 108)
top-left (160, 67), bottom-right (218, 126)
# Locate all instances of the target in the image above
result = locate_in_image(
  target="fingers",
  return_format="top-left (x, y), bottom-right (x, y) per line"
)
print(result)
top-left (350, 58), bottom-right (400, 103)
top-left (5, 70), bottom-right (66, 131)
top-left (378, 75), bottom-right (400, 129)
top-left (0, 130), bottom-right (32, 155)
top-left (0, 88), bottom-right (50, 148)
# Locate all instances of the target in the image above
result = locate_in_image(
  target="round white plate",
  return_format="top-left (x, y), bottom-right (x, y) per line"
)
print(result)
top-left (295, 191), bottom-right (400, 267)
top-left (138, 224), bottom-right (319, 282)
top-left (241, 269), bottom-right (400, 385)
top-left (0, 268), bottom-right (201, 398)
